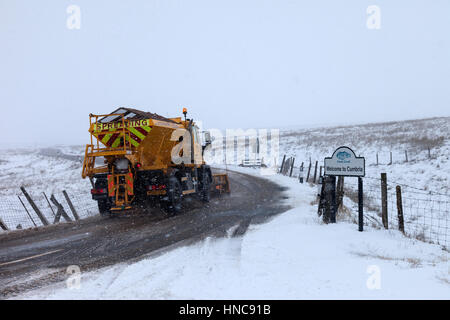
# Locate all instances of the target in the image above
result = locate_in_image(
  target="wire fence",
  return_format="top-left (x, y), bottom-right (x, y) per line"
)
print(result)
top-left (0, 189), bottom-right (98, 232)
top-left (278, 154), bottom-right (450, 249)
top-left (279, 143), bottom-right (440, 167)
top-left (369, 148), bottom-right (437, 166)
top-left (344, 176), bottom-right (449, 248)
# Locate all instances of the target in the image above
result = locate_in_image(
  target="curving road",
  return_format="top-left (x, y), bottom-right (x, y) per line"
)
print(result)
top-left (0, 169), bottom-right (290, 298)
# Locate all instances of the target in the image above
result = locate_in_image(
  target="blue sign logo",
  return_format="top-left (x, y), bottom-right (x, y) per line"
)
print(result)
top-left (336, 151), bottom-right (351, 163)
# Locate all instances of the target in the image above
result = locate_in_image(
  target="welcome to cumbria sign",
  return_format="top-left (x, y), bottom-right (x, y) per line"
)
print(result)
top-left (324, 146), bottom-right (365, 177)
top-left (322, 146), bottom-right (366, 232)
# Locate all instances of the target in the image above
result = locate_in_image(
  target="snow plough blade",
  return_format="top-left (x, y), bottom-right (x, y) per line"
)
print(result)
top-left (211, 173), bottom-right (230, 194)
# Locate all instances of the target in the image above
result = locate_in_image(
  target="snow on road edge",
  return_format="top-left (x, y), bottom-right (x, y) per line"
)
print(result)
top-left (15, 167), bottom-right (449, 299)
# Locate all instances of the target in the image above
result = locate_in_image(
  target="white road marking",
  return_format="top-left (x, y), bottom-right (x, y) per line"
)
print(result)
top-left (0, 249), bottom-right (63, 267)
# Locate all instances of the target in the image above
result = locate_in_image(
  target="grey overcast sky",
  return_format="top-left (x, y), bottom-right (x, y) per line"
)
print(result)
top-left (0, 0), bottom-right (449, 147)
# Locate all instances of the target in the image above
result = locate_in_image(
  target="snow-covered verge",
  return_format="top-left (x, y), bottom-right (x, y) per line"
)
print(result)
top-left (15, 167), bottom-right (449, 300)
top-left (275, 118), bottom-right (450, 248)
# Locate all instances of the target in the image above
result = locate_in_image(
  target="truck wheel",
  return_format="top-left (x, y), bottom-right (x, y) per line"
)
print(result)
top-left (165, 176), bottom-right (182, 215)
top-left (200, 172), bottom-right (211, 202)
top-left (98, 200), bottom-right (111, 216)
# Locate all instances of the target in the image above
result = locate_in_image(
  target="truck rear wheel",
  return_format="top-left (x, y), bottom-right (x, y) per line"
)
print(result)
top-left (163, 176), bottom-right (182, 215)
top-left (98, 200), bottom-right (111, 216)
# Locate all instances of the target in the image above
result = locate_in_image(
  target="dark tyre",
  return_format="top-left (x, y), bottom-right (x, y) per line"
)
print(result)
top-left (199, 172), bottom-right (211, 202)
top-left (164, 176), bottom-right (182, 215)
top-left (98, 199), bottom-right (111, 216)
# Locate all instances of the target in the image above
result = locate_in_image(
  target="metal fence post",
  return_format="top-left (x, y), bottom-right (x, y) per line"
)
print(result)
top-left (358, 177), bottom-right (363, 232)
top-left (396, 185), bottom-right (405, 234)
top-left (381, 173), bottom-right (388, 229)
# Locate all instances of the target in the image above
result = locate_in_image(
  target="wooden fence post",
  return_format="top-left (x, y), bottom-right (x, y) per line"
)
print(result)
top-left (17, 195), bottom-right (37, 227)
top-left (306, 161), bottom-right (312, 182)
top-left (405, 150), bottom-right (408, 162)
top-left (43, 192), bottom-right (56, 217)
top-left (299, 162), bottom-right (304, 183)
top-left (289, 158), bottom-right (295, 177)
top-left (313, 161), bottom-right (318, 183)
top-left (280, 155), bottom-right (286, 173)
top-left (381, 173), bottom-right (388, 229)
top-left (20, 186), bottom-right (49, 226)
top-left (428, 147), bottom-right (431, 159)
top-left (396, 185), bottom-right (405, 234)
top-left (50, 194), bottom-right (72, 223)
top-left (389, 152), bottom-right (392, 165)
top-left (376, 153), bottom-right (378, 166)
top-left (0, 218), bottom-right (8, 231)
top-left (283, 158), bottom-right (289, 175)
top-left (287, 158), bottom-right (292, 175)
top-left (336, 176), bottom-right (344, 211)
top-left (63, 190), bottom-right (80, 221)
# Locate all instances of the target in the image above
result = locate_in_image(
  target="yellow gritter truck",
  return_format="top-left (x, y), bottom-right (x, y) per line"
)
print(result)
top-left (82, 107), bottom-right (229, 215)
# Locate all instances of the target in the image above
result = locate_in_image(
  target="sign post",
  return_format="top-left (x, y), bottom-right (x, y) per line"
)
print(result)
top-left (321, 146), bottom-right (365, 231)
top-left (358, 177), bottom-right (364, 231)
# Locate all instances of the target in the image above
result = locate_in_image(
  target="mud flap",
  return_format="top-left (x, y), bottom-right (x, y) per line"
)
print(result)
top-left (211, 174), bottom-right (230, 194)
top-left (125, 172), bottom-right (134, 196)
top-left (107, 174), bottom-right (115, 197)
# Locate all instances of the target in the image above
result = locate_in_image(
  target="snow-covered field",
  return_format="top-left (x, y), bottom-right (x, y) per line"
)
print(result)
top-left (0, 148), bottom-right (95, 230)
top-left (16, 168), bottom-right (449, 299)
top-left (278, 117), bottom-right (450, 194)
top-left (0, 146), bottom-right (88, 197)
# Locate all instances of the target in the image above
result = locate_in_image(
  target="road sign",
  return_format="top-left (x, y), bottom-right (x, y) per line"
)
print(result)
top-left (324, 146), bottom-right (365, 177)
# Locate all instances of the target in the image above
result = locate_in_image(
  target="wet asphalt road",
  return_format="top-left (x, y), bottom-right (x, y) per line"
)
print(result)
top-left (0, 169), bottom-right (290, 298)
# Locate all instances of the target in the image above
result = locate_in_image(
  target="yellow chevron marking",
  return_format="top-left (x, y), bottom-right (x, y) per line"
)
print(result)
top-left (128, 127), bottom-right (145, 140)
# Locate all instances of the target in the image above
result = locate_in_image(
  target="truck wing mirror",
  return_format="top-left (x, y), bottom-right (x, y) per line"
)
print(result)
top-left (202, 131), bottom-right (212, 146)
